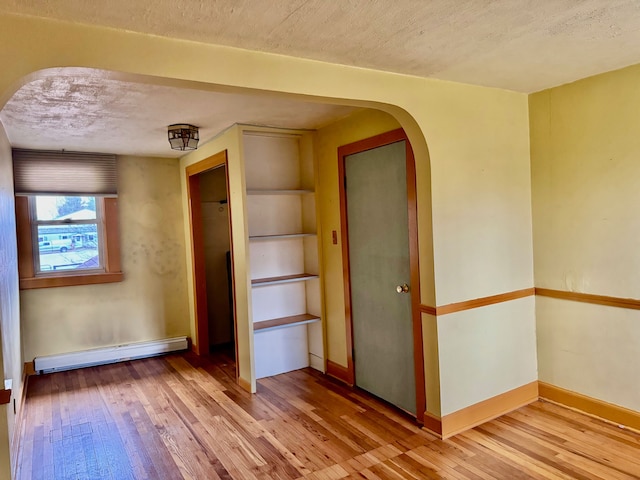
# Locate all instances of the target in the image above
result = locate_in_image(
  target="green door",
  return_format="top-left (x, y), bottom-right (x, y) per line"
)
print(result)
top-left (345, 140), bottom-right (416, 415)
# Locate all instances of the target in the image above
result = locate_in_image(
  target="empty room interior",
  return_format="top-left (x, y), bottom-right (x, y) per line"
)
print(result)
top-left (0, 2), bottom-right (639, 479)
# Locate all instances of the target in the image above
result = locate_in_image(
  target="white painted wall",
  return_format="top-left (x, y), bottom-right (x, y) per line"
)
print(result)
top-left (438, 297), bottom-right (538, 415)
top-left (430, 91), bottom-right (534, 306)
top-left (536, 297), bottom-right (640, 411)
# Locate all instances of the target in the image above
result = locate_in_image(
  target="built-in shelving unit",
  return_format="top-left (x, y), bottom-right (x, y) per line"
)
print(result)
top-left (243, 128), bottom-right (324, 379)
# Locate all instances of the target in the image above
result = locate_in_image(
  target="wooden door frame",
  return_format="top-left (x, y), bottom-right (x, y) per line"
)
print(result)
top-left (186, 151), bottom-right (239, 375)
top-left (337, 128), bottom-right (425, 424)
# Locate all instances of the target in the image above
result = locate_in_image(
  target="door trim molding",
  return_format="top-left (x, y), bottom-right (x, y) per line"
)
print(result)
top-left (337, 128), bottom-right (425, 424)
top-left (326, 360), bottom-right (354, 385)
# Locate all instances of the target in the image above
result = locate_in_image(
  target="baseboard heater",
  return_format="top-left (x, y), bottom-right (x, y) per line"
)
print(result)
top-left (33, 336), bottom-right (189, 374)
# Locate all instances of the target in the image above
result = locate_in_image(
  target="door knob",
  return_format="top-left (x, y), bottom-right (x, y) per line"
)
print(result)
top-left (396, 283), bottom-right (410, 294)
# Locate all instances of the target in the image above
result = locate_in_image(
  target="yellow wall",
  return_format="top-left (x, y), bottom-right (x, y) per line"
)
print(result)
top-left (530, 64), bottom-right (640, 411)
top-left (315, 109), bottom-right (402, 365)
top-left (0, 12), bottom-right (538, 420)
top-left (429, 86), bottom-right (537, 416)
top-left (21, 156), bottom-right (190, 360)
top-left (0, 122), bottom-right (20, 480)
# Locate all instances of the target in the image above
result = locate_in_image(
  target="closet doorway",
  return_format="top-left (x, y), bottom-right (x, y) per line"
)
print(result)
top-left (186, 151), bottom-right (237, 369)
top-left (199, 165), bottom-right (234, 353)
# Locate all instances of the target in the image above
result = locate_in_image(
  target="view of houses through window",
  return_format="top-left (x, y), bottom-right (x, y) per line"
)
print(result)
top-left (33, 195), bottom-right (102, 273)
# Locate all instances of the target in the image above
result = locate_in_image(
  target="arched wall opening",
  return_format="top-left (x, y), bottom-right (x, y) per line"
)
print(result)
top-left (0, 63), bottom-right (439, 426)
top-left (0, 12), bottom-right (538, 446)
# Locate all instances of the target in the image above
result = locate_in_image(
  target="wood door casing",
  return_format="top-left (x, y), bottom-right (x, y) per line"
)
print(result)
top-left (338, 128), bottom-right (425, 423)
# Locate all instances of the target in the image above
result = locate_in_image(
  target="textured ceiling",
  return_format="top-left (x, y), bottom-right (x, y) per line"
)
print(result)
top-left (3, 0), bottom-right (640, 92)
top-left (0, 70), bottom-right (358, 158)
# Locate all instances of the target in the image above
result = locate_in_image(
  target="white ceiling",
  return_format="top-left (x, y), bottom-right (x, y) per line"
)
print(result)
top-left (3, 1), bottom-right (640, 156)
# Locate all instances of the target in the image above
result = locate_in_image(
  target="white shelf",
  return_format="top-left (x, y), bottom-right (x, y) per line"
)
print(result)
top-left (251, 273), bottom-right (318, 287)
top-left (249, 233), bottom-right (316, 241)
top-left (247, 189), bottom-right (314, 195)
top-left (254, 314), bottom-right (321, 332)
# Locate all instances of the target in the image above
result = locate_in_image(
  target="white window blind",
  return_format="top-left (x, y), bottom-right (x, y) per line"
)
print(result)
top-left (12, 149), bottom-right (117, 196)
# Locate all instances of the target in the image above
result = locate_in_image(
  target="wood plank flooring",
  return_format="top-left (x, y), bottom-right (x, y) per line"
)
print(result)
top-left (15, 351), bottom-right (640, 479)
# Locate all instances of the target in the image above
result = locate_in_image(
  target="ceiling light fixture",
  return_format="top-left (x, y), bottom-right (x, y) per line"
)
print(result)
top-left (167, 124), bottom-right (199, 151)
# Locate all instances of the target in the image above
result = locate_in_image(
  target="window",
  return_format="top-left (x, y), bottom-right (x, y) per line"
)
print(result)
top-left (13, 149), bottom-right (123, 289)
top-left (32, 195), bottom-right (102, 273)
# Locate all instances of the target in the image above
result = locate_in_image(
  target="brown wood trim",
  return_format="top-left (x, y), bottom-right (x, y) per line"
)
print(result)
top-left (16, 196), bottom-right (122, 290)
top-left (419, 304), bottom-right (437, 315)
top-left (422, 411), bottom-right (443, 437)
top-left (337, 128), bottom-right (425, 422)
top-left (20, 272), bottom-right (124, 289)
top-left (337, 129), bottom-right (411, 157)
top-left (103, 197), bottom-right (122, 273)
top-left (440, 381), bottom-right (539, 439)
top-left (337, 138), bottom-right (355, 382)
top-left (23, 362), bottom-right (35, 377)
top-left (326, 360), bottom-right (354, 386)
top-left (539, 381), bottom-right (640, 432)
top-left (0, 388), bottom-right (10, 405)
top-left (186, 151), bottom-right (227, 176)
top-left (404, 131), bottom-right (425, 424)
top-left (436, 288), bottom-right (535, 316)
top-left (15, 196), bottom-right (34, 279)
top-left (535, 287), bottom-right (640, 310)
top-left (187, 173), bottom-right (208, 356)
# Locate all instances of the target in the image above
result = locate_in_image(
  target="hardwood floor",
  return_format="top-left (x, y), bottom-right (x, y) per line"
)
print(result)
top-left (15, 351), bottom-right (640, 479)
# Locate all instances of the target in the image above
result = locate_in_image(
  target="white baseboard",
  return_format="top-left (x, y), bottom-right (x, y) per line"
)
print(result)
top-left (309, 353), bottom-right (324, 372)
top-left (34, 336), bottom-right (188, 374)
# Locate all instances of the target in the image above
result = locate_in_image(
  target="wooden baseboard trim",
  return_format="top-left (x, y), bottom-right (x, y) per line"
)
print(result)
top-left (237, 376), bottom-right (252, 393)
top-left (422, 411), bottom-right (442, 437)
top-left (23, 361), bottom-right (35, 377)
top-left (535, 288), bottom-right (640, 311)
top-left (441, 381), bottom-right (539, 439)
top-left (326, 360), bottom-right (354, 386)
top-left (538, 381), bottom-right (640, 431)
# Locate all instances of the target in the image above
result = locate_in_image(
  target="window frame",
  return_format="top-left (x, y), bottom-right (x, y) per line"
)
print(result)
top-left (30, 196), bottom-right (105, 276)
top-left (15, 196), bottom-right (123, 289)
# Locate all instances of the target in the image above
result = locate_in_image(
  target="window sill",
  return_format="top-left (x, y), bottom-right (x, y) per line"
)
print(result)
top-left (19, 272), bottom-right (124, 290)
